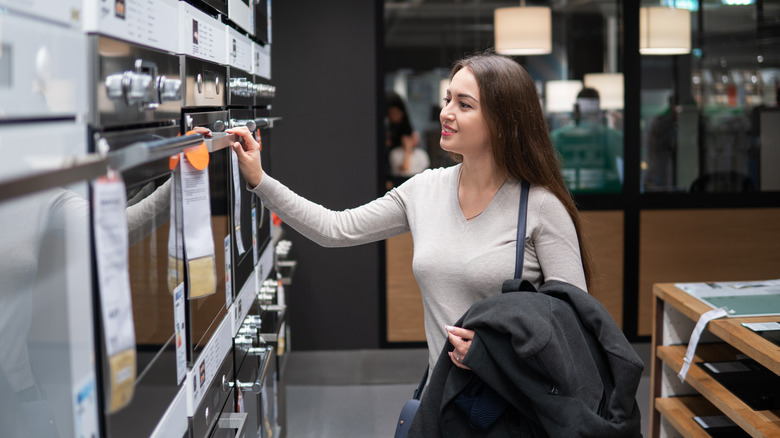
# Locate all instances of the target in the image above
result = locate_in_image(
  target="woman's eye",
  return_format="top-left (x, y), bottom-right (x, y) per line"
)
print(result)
top-left (443, 97), bottom-right (451, 105)
top-left (459, 102), bottom-right (472, 109)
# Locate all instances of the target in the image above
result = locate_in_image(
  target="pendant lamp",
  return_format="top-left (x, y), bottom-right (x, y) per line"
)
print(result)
top-left (545, 80), bottom-right (582, 113)
top-left (639, 6), bottom-right (691, 55)
top-left (583, 73), bottom-right (624, 110)
top-left (494, 1), bottom-right (552, 55)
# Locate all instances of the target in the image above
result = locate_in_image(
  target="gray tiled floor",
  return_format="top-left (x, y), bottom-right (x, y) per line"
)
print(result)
top-left (286, 344), bottom-right (652, 437)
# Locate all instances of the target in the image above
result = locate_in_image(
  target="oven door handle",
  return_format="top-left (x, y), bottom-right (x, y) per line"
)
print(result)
top-left (216, 413), bottom-right (248, 438)
top-left (254, 117), bottom-right (282, 129)
top-left (106, 133), bottom-right (205, 171)
top-left (204, 132), bottom-right (240, 153)
top-left (232, 346), bottom-right (273, 394)
top-left (0, 154), bottom-right (109, 203)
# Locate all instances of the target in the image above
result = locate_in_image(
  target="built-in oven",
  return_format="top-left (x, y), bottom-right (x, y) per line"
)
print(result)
top-left (0, 5), bottom-right (101, 438)
top-left (227, 108), bottom-right (274, 300)
top-left (0, 5), bottom-right (87, 121)
top-left (0, 121), bottom-right (104, 438)
top-left (182, 110), bottom-right (232, 363)
top-left (232, 337), bottom-right (277, 438)
top-left (89, 34), bottom-right (197, 438)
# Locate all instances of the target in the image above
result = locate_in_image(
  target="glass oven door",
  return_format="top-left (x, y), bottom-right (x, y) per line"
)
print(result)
top-left (184, 110), bottom-right (232, 364)
top-left (0, 120), bottom-right (102, 438)
top-left (99, 125), bottom-right (193, 438)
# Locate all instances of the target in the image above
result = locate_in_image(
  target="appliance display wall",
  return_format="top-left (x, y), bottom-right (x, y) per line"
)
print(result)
top-left (1, 0), bottom-right (280, 435)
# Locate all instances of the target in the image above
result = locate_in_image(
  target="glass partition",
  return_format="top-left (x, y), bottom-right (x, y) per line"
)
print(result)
top-left (640, 0), bottom-right (779, 193)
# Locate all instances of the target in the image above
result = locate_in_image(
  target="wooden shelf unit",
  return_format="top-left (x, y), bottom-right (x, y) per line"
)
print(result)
top-left (650, 283), bottom-right (780, 438)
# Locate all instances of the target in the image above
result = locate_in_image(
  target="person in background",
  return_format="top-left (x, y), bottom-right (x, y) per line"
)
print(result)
top-left (551, 87), bottom-right (623, 193)
top-left (228, 51), bottom-right (592, 425)
top-left (385, 91), bottom-right (430, 186)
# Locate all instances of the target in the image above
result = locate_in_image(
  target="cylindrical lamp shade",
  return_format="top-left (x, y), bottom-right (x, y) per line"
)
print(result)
top-left (584, 73), bottom-right (624, 110)
top-left (640, 7), bottom-right (691, 55)
top-left (494, 7), bottom-right (552, 55)
top-left (545, 80), bottom-right (583, 113)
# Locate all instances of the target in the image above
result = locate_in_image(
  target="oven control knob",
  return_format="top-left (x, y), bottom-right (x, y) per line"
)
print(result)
top-left (231, 119), bottom-right (256, 132)
top-left (158, 76), bottom-right (182, 103)
top-left (126, 72), bottom-right (154, 105)
top-left (213, 120), bottom-right (226, 132)
top-left (105, 73), bottom-right (125, 101)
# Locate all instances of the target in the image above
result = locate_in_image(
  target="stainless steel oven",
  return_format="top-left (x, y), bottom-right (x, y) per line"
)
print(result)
top-left (227, 108), bottom-right (274, 300)
top-left (89, 34), bottom-right (196, 438)
top-left (183, 112), bottom-right (232, 361)
top-left (233, 339), bottom-right (277, 438)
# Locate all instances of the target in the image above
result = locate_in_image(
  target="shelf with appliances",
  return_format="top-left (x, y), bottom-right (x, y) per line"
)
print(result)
top-left (650, 282), bottom-right (780, 438)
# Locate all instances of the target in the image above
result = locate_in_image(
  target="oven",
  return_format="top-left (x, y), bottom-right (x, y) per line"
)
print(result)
top-left (89, 34), bottom-right (198, 438)
top-left (227, 108), bottom-right (275, 300)
top-left (0, 121), bottom-right (103, 438)
top-left (233, 338), bottom-right (277, 438)
top-left (182, 110), bottom-right (232, 364)
top-left (0, 5), bottom-right (102, 438)
top-left (0, 6), bottom-right (87, 120)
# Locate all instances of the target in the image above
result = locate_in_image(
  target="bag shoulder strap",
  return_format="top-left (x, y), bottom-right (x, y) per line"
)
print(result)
top-left (514, 181), bottom-right (531, 280)
top-left (413, 366), bottom-right (429, 400)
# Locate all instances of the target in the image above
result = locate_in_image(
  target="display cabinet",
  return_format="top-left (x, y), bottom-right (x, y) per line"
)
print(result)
top-left (650, 283), bottom-right (780, 438)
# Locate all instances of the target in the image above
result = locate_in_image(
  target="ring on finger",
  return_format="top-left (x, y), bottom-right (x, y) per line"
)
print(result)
top-left (455, 353), bottom-right (461, 362)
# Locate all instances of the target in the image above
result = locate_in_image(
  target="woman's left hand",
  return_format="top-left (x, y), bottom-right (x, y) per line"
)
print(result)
top-left (446, 325), bottom-right (474, 370)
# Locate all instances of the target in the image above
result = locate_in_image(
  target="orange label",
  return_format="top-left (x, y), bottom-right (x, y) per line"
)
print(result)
top-left (170, 131), bottom-right (208, 170)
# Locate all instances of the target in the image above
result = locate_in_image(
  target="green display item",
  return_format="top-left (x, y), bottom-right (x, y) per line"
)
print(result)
top-left (702, 294), bottom-right (780, 317)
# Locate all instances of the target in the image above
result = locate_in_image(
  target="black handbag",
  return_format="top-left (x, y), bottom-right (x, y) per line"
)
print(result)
top-left (392, 180), bottom-right (531, 437)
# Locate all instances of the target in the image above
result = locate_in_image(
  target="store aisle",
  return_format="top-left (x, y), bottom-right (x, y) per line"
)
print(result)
top-left (286, 344), bottom-right (652, 437)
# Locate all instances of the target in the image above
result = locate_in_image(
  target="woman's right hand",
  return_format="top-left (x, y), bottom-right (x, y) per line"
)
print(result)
top-left (227, 126), bottom-right (264, 188)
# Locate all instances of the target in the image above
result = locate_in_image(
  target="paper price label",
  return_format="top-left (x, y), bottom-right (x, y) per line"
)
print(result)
top-left (174, 282), bottom-right (187, 385)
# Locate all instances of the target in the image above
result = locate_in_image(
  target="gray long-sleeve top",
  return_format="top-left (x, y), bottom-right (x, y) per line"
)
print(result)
top-left (251, 164), bottom-right (587, 372)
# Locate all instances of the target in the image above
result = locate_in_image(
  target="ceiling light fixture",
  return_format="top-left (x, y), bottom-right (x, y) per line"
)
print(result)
top-left (494, 1), bottom-right (552, 56)
top-left (639, 6), bottom-right (691, 55)
top-left (584, 73), bottom-right (624, 110)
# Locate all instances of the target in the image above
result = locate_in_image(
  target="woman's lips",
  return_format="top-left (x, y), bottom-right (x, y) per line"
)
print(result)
top-left (441, 124), bottom-right (456, 137)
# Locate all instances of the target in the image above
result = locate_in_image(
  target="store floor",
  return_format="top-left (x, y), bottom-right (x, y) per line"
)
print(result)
top-left (285, 343), bottom-right (652, 437)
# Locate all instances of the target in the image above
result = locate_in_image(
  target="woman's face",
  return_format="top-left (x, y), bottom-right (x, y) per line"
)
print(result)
top-left (387, 106), bottom-right (404, 124)
top-left (439, 68), bottom-right (490, 158)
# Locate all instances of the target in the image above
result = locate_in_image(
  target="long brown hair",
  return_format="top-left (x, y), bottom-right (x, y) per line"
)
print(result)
top-left (450, 52), bottom-right (593, 288)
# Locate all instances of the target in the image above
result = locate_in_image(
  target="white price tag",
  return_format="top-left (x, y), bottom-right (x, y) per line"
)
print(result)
top-left (174, 282), bottom-right (187, 385)
top-left (93, 175), bottom-right (135, 356)
top-left (180, 153), bottom-right (217, 299)
top-left (225, 235), bottom-right (233, 306)
top-left (231, 147), bottom-right (246, 255)
top-left (252, 204), bottom-right (258, 265)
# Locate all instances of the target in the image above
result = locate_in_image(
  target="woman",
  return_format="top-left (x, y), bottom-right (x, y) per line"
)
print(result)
top-left (227, 52), bottom-right (592, 376)
top-left (386, 92), bottom-right (429, 182)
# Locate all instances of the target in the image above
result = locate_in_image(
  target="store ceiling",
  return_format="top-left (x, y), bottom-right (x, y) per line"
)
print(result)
top-left (384, 0), bottom-right (779, 69)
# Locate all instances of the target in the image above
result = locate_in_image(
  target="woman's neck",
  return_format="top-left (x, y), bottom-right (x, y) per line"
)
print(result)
top-left (459, 156), bottom-right (504, 192)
